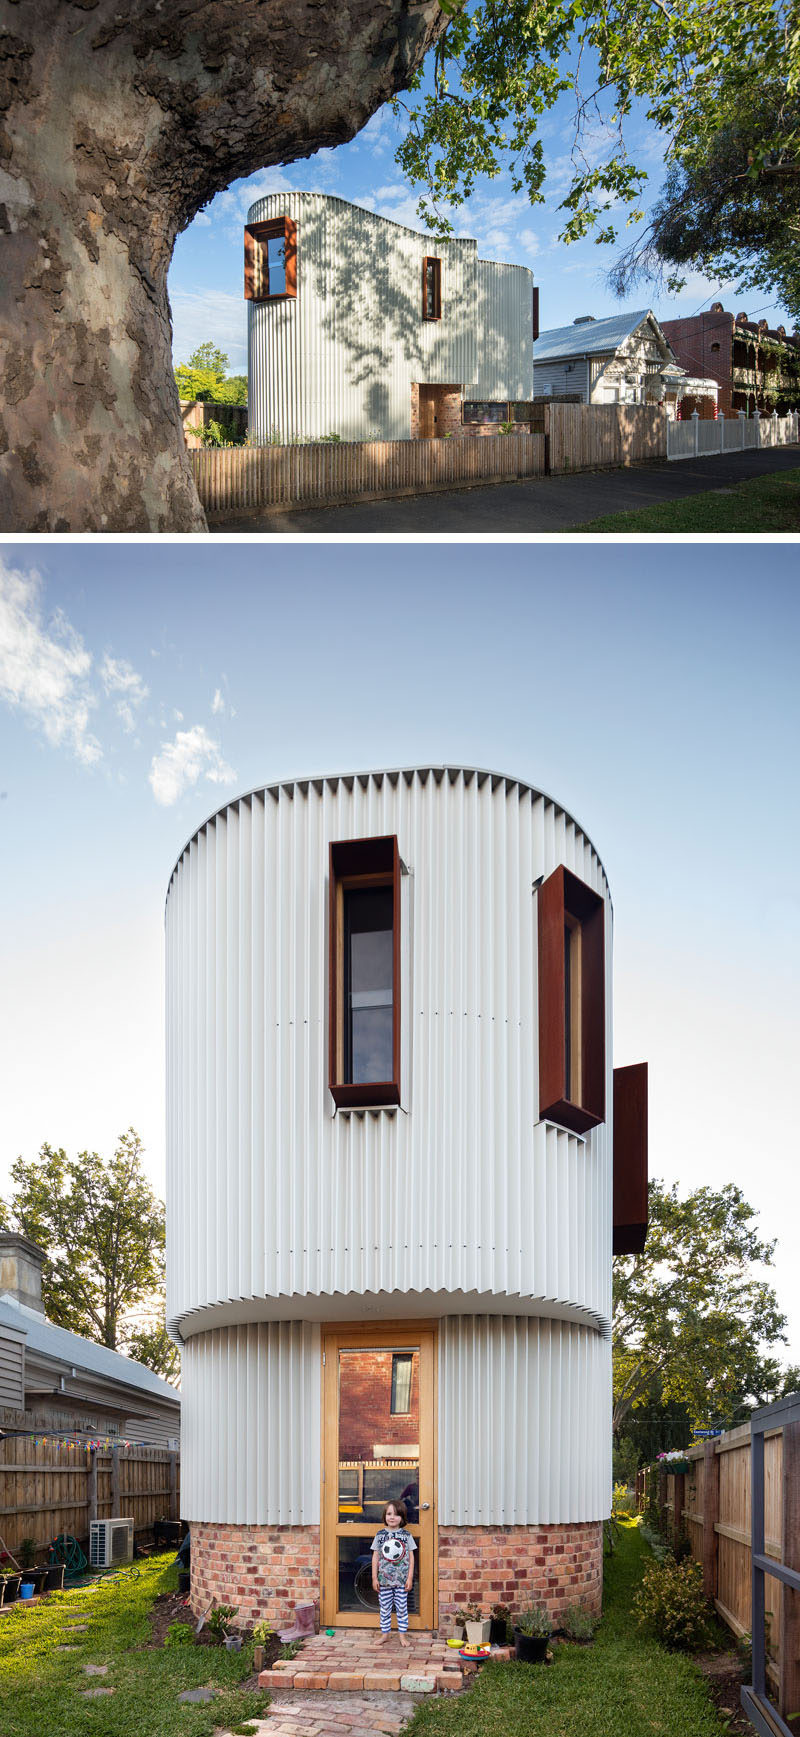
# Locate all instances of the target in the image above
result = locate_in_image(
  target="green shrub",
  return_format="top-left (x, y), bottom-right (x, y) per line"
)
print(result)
top-left (280, 1640), bottom-right (301, 1660)
top-left (634, 1555), bottom-right (714, 1651)
top-left (515, 1603), bottom-right (551, 1639)
top-left (207, 1603), bottom-right (238, 1641)
top-left (612, 1482), bottom-right (637, 1518)
top-left (639, 1521), bottom-right (671, 1563)
top-left (560, 1604), bottom-right (597, 1641)
top-left (252, 1620), bottom-right (275, 1645)
top-left (163, 1620), bottom-right (195, 1648)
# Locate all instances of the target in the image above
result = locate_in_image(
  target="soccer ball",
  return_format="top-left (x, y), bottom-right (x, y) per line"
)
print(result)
top-left (382, 1536), bottom-right (404, 1563)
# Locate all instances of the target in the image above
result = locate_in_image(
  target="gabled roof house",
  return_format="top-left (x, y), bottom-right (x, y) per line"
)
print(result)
top-left (166, 766), bottom-right (648, 1635)
top-left (534, 309), bottom-right (679, 404)
top-left (0, 1233), bottom-right (180, 1449)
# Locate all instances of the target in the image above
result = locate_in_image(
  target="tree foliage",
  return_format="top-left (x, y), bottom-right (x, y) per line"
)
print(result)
top-left (609, 86), bottom-right (800, 321)
top-left (613, 1179), bottom-right (788, 1437)
top-left (5, 1130), bottom-right (177, 1381)
top-left (396, 0), bottom-right (798, 252)
top-left (174, 361), bottom-right (248, 406)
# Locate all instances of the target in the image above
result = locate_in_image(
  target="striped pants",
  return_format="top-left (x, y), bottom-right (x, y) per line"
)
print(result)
top-left (378, 1584), bottom-right (409, 1633)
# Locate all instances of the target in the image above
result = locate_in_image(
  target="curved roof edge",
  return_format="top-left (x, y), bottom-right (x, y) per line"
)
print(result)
top-left (166, 765), bottom-right (610, 906)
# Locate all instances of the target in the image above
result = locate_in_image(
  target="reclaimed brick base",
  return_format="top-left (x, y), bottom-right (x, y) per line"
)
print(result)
top-left (190, 1518), bottom-right (601, 1631)
top-left (437, 1521), bottom-right (603, 1627)
top-left (189, 1521), bottom-right (320, 1628)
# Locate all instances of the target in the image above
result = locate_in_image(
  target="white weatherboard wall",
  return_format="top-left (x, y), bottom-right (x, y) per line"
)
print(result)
top-left (247, 194), bottom-right (533, 441)
top-left (166, 766), bottom-right (613, 1529)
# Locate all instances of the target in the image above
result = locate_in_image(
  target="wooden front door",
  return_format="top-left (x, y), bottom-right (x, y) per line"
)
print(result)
top-left (321, 1325), bottom-right (436, 1629)
top-left (418, 386), bottom-right (436, 438)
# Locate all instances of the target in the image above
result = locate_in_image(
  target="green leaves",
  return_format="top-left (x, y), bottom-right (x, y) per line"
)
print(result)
top-left (397, 0), bottom-right (798, 252)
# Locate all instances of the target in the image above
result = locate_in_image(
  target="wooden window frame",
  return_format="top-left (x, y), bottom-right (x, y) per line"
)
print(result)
top-left (244, 216), bottom-right (297, 302)
top-left (422, 256), bottom-right (442, 321)
top-left (328, 835), bottom-right (401, 1108)
top-left (538, 865), bottom-right (605, 1135)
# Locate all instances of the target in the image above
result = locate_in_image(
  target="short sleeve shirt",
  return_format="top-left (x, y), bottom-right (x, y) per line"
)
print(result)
top-left (371, 1526), bottom-right (416, 1588)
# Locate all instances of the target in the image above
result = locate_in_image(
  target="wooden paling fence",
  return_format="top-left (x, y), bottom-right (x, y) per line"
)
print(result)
top-left (535, 403), bottom-right (667, 473)
top-left (0, 1435), bottom-right (179, 1555)
top-left (192, 432), bottom-right (547, 515)
top-left (636, 1420), bottom-right (800, 1717)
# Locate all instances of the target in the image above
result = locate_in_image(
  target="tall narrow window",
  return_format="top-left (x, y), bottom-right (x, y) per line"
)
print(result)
top-left (329, 836), bottom-right (401, 1108)
top-left (244, 216), bottom-right (297, 301)
top-left (390, 1353), bottom-right (413, 1414)
top-left (538, 865), bottom-right (605, 1134)
top-left (422, 257), bottom-right (441, 321)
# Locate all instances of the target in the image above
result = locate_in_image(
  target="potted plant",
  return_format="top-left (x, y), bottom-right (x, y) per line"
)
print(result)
top-left (0, 1571), bottom-right (21, 1607)
top-left (463, 1602), bottom-right (491, 1646)
top-left (449, 1609), bottom-right (467, 1644)
top-left (489, 1603), bottom-right (511, 1645)
top-left (513, 1602), bottom-right (551, 1663)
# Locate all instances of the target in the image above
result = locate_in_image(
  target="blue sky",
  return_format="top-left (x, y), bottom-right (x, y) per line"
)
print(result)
top-left (1, 550), bottom-right (798, 1371)
top-left (169, 52), bottom-right (792, 376)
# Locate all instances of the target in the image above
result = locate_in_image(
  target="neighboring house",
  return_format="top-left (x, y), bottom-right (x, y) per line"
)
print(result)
top-left (166, 765), bottom-right (648, 1632)
top-left (0, 1233), bottom-right (180, 1448)
top-left (245, 193), bottom-right (537, 442)
top-left (533, 310), bottom-right (679, 404)
top-left (661, 303), bottom-right (800, 416)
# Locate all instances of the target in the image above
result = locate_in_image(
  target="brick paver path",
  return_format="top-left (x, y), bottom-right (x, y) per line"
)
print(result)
top-left (258, 1629), bottom-right (474, 1695)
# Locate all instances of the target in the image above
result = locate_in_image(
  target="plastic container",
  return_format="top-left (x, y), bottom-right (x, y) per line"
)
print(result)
top-left (20, 1583), bottom-right (34, 1600)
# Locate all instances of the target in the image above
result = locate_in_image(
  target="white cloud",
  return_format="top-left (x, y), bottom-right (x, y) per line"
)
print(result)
top-left (211, 688), bottom-right (225, 716)
top-left (100, 653), bottom-right (149, 733)
top-left (0, 562), bottom-right (102, 766)
top-left (148, 725), bottom-right (237, 807)
top-left (170, 289), bottom-right (248, 374)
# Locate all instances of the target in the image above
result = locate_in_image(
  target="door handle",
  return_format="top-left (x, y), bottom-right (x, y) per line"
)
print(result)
top-left (420, 1502), bottom-right (430, 1510)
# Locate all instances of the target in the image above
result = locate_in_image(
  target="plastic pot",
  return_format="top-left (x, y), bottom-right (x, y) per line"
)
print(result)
top-left (20, 1582), bottom-right (35, 1600)
top-left (513, 1628), bottom-right (549, 1663)
top-left (489, 1617), bottom-right (508, 1645)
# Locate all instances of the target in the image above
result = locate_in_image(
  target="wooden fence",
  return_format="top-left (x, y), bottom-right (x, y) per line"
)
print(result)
top-left (0, 1435), bottom-right (179, 1556)
top-left (636, 1420), bottom-right (800, 1716)
top-left (191, 431), bottom-right (547, 516)
top-left (533, 403), bottom-right (667, 473)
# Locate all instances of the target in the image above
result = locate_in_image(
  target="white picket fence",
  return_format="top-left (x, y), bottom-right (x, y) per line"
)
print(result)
top-left (667, 409), bottom-right (799, 461)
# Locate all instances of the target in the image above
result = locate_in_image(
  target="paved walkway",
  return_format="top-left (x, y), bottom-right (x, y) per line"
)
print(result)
top-left (206, 445), bottom-right (800, 534)
top-left (258, 1628), bottom-right (467, 1694)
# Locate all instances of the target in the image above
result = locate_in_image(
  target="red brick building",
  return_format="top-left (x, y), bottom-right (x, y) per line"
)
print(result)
top-left (661, 303), bottom-right (800, 416)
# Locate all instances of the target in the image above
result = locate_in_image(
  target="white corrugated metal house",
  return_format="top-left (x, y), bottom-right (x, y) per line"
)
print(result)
top-left (533, 309), bottom-right (679, 404)
top-left (0, 1234), bottom-right (180, 1448)
top-left (166, 765), bottom-right (648, 1634)
top-left (245, 194), bottom-right (536, 442)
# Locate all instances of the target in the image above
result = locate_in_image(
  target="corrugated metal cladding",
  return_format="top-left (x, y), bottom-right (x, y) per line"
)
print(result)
top-left (180, 1323), bottom-right (321, 1524)
top-left (165, 767), bottom-right (613, 1340)
top-left (468, 261), bottom-right (534, 400)
top-left (247, 193), bottom-right (534, 440)
top-left (439, 1317), bottom-right (611, 1523)
top-left (179, 1314), bottom-right (609, 1524)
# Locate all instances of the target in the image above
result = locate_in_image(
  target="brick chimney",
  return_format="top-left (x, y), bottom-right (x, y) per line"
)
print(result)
top-left (0, 1232), bottom-right (46, 1314)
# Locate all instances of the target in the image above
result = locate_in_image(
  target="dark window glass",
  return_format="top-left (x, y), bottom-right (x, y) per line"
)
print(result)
top-left (426, 262), bottom-right (437, 317)
top-left (564, 924), bottom-right (572, 1095)
top-left (267, 234), bottom-right (286, 295)
top-left (391, 1353), bottom-right (413, 1415)
top-left (462, 402), bottom-right (507, 423)
top-left (344, 887), bottom-right (393, 1082)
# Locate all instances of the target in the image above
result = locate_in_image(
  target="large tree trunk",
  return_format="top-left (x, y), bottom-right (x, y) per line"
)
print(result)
top-left (1, 1), bottom-right (446, 531)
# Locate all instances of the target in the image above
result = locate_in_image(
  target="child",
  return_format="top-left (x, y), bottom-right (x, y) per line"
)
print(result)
top-left (371, 1500), bottom-right (415, 1646)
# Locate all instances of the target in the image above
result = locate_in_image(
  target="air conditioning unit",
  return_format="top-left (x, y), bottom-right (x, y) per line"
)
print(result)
top-left (90, 1518), bottom-right (134, 1568)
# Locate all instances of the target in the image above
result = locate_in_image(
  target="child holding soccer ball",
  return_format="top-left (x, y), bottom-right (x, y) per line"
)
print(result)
top-left (371, 1500), bottom-right (416, 1645)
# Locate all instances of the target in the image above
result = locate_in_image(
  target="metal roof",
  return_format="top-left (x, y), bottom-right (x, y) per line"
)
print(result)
top-left (0, 1294), bottom-right (179, 1405)
top-left (533, 310), bottom-right (655, 361)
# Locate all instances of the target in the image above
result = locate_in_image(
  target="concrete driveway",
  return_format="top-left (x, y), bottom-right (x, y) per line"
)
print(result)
top-left (207, 445), bottom-right (800, 534)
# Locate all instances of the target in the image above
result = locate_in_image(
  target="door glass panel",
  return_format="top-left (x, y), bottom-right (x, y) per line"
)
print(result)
top-left (338, 1347), bottom-right (420, 1525)
top-left (338, 1533), bottom-right (421, 1615)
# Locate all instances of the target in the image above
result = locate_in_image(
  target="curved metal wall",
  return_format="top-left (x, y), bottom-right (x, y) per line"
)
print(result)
top-left (439, 1315), bottom-right (611, 1523)
top-left (180, 1322), bottom-right (321, 1524)
top-left (247, 195), bottom-right (534, 440)
top-left (469, 260), bottom-right (534, 400)
top-left (165, 767), bottom-right (613, 1340)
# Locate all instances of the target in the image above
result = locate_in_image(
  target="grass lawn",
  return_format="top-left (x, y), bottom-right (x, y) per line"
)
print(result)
top-left (574, 464), bottom-right (800, 531)
top-left (0, 1553), bottom-right (267, 1737)
top-left (406, 1522), bottom-right (730, 1737)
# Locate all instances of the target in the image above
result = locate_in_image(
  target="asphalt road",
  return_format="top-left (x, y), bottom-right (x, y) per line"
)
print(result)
top-left (207, 445), bottom-right (800, 534)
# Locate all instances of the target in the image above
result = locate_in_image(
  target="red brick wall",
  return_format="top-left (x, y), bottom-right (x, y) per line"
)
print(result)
top-left (190, 1521), bottom-right (320, 1628)
top-left (190, 1518), bottom-right (602, 1630)
top-left (338, 1350), bottom-right (419, 1461)
top-left (438, 1521), bottom-right (603, 1626)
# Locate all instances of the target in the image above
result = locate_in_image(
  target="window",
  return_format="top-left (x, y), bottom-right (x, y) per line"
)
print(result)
top-left (390, 1353), bottom-right (413, 1414)
top-left (613, 1063), bottom-right (648, 1253)
top-left (422, 256), bottom-right (441, 321)
top-left (329, 836), bottom-right (401, 1108)
top-left (462, 402), bottom-right (508, 424)
top-left (538, 865), bottom-right (605, 1135)
top-left (244, 216), bottom-right (297, 302)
